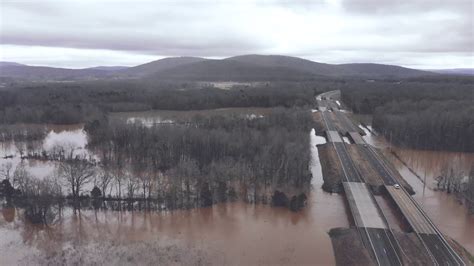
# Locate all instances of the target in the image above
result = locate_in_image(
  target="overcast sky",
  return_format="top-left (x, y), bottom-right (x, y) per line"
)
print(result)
top-left (0, 0), bottom-right (472, 69)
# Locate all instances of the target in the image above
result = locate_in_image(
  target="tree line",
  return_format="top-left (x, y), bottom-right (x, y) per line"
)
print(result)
top-left (340, 80), bottom-right (474, 152)
top-left (0, 80), bottom-right (330, 124)
top-left (85, 108), bottom-right (313, 209)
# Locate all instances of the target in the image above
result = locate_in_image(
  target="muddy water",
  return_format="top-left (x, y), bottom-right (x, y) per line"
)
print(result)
top-left (362, 127), bottom-right (474, 253)
top-left (0, 129), bottom-right (350, 265)
top-left (0, 124), bottom-right (87, 181)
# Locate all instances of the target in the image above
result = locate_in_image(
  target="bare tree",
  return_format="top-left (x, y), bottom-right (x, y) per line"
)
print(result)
top-left (13, 162), bottom-right (32, 194)
top-left (58, 154), bottom-right (95, 199)
top-left (97, 168), bottom-right (113, 198)
top-left (0, 162), bottom-right (13, 180)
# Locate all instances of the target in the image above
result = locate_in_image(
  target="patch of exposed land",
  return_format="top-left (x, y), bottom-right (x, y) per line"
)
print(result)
top-left (329, 227), bottom-right (374, 266)
top-left (378, 148), bottom-right (415, 195)
top-left (347, 145), bottom-right (384, 190)
top-left (311, 112), bottom-right (325, 134)
top-left (328, 112), bottom-right (349, 135)
top-left (317, 143), bottom-right (344, 193)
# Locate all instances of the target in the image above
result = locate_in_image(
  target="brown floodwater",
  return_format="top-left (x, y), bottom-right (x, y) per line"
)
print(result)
top-left (362, 126), bottom-right (474, 253)
top-left (0, 129), bottom-right (351, 265)
top-left (2, 117), bottom-right (472, 264)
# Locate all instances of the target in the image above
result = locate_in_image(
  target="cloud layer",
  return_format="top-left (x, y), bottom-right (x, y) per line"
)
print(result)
top-left (1, 0), bottom-right (472, 68)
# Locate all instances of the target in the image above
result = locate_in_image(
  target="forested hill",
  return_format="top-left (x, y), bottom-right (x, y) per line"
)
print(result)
top-left (1, 55), bottom-right (434, 81)
top-left (145, 59), bottom-right (319, 81)
top-left (0, 64), bottom-right (113, 80)
top-left (118, 56), bottom-right (207, 77)
top-left (227, 55), bottom-right (432, 78)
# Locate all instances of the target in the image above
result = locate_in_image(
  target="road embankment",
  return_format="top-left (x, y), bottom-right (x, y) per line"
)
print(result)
top-left (328, 228), bottom-right (374, 266)
top-left (317, 143), bottom-right (344, 193)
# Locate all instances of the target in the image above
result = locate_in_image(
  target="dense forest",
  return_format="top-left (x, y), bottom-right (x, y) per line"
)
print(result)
top-left (85, 108), bottom-right (313, 209)
top-left (0, 80), bottom-right (331, 124)
top-left (341, 80), bottom-right (474, 152)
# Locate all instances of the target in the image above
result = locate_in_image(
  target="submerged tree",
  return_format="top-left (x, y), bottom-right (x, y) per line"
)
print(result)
top-left (58, 153), bottom-right (95, 199)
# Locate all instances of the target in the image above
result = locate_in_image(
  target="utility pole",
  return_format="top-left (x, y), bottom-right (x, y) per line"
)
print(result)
top-left (423, 167), bottom-right (427, 196)
top-left (389, 131), bottom-right (392, 153)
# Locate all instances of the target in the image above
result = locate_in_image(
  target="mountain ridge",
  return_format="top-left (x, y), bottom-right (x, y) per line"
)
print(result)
top-left (0, 55), bottom-right (435, 81)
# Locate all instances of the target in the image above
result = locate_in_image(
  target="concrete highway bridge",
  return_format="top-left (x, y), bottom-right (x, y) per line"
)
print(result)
top-left (316, 90), bottom-right (465, 265)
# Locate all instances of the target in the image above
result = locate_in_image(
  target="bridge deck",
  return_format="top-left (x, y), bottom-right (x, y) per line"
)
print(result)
top-left (326, 130), bottom-right (343, 143)
top-left (343, 182), bottom-right (386, 229)
top-left (348, 131), bottom-right (365, 144)
top-left (386, 186), bottom-right (435, 234)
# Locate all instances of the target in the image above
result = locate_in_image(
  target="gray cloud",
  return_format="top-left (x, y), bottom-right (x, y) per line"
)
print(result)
top-left (1, 0), bottom-right (472, 68)
top-left (341, 0), bottom-right (472, 14)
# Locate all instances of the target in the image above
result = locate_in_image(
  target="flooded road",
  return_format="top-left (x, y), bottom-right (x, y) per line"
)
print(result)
top-left (0, 128), bottom-right (350, 265)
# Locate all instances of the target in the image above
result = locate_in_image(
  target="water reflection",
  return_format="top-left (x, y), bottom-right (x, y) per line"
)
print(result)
top-left (43, 127), bottom-right (87, 152)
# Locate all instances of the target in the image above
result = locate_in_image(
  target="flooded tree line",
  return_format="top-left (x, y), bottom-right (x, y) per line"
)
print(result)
top-left (340, 79), bottom-right (474, 152)
top-left (434, 163), bottom-right (474, 213)
top-left (85, 108), bottom-right (313, 210)
top-left (0, 124), bottom-right (48, 143)
top-left (0, 108), bottom-right (314, 221)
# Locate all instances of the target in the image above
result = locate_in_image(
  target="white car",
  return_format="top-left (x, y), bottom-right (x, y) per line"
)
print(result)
top-left (394, 184), bottom-right (401, 189)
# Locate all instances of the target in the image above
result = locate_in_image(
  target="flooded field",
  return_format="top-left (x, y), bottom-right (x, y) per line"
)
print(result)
top-left (109, 107), bottom-right (273, 126)
top-left (0, 124), bottom-right (87, 181)
top-left (0, 128), bottom-right (350, 265)
top-left (200, 81), bottom-right (263, 90)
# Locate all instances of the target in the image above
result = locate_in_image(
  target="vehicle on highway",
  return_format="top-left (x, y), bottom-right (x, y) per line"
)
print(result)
top-left (394, 184), bottom-right (401, 189)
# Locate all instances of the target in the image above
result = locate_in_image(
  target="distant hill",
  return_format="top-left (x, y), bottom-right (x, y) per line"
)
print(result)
top-left (0, 61), bottom-right (26, 67)
top-left (146, 59), bottom-right (317, 81)
top-left (227, 54), bottom-right (337, 76)
top-left (0, 64), bottom-right (110, 80)
top-left (227, 55), bottom-right (432, 78)
top-left (335, 63), bottom-right (432, 78)
top-left (429, 68), bottom-right (474, 76)
top-left (86, 66), bottom-right (129, 71)
top-left (119, 57), bottom-right (206, 76)
top-left (0, 55), bottom-right (436, 81)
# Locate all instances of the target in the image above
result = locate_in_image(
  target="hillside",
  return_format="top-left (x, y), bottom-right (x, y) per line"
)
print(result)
top-left (429, 68), bottom-right (474, 76)
top-left (0, 61), bottom-right (26, 67)
top-left (87, 66), bottom-right (129, 71)
top-left (227, 54), bottom-right (337, 76)
top-left (146, 59), bottom-right (318, 81)
top-left (228, 55), bottom-right (432, 78)
top-left (0, 55), bottom-right (435, 81)
top-left (336, 63), bottom-right (432, 78)
top-left (119, 56), bottom-right (206, 76)
top-left (0, 65), bottom-right (110, 80)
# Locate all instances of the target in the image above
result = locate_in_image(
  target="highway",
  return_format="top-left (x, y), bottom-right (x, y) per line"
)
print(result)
top-left (319, 97), bottom-right (403, 266)
top-left (318, 90), bottom-right (465, 266)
